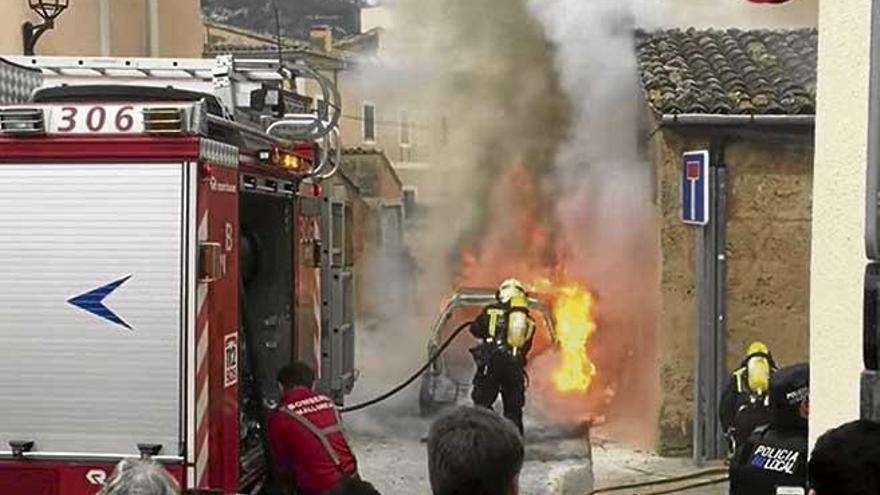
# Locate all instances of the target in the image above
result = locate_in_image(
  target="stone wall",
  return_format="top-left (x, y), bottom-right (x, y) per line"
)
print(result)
top-left (654, 129), bottom-right (700, 455)
top-left (652, 127), bottom-right (813, 455)
top-left (724, 140), bottom-right (813, 369)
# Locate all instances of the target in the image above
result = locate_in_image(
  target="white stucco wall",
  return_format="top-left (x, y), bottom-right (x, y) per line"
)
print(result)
top-left (362, 5), bottom-right (394, 31)
top-left (809, 0), bottom-right (872, 448)
top-left (658, 0), bottom-right (817, 27)
top-left (0, 0), bottom-right (201, 57)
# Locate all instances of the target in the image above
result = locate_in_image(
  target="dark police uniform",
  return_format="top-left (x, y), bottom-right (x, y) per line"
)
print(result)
top-left (729, 364), bottom-right (809, 495)
top-left (469, 301), bottom-right (535, 434)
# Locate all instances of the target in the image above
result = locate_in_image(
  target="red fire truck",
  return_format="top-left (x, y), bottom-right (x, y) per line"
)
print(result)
top-left (0, 55), bottom-right (356, 495)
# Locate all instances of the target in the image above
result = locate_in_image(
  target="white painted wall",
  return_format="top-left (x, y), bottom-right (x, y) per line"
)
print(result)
top-left (656, 0), bottom-right (817, 27)
top-left (809, 0), bottom-right (872, 448)
top-left (362, 5), bottom-right (394, 31)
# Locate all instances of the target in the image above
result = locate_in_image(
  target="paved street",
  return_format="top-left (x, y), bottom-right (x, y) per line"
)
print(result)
top-left (348, 412), bottom-right (594, 495)
top-left (349, 414), bottom-right (728, 495)
top-left (589, 435), bottom-right (728, 495)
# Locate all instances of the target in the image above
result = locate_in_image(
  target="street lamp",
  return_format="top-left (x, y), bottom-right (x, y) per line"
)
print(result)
top-left (22, 0), bottom-right (70, 56)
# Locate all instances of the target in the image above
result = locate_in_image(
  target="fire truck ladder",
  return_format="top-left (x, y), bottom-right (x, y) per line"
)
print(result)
top-left (5, 54), bottom-right (342, 179)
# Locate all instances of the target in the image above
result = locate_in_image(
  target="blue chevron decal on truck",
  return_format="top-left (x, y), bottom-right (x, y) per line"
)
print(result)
top-left (67, 275), bottom-right (133, 330)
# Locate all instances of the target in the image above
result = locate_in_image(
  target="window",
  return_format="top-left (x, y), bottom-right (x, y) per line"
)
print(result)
top-left (402, 187), bottom-right (417, 218)
top-left (380, 205), bottom-right (404, 251)
top-left (362, 103), bottom-right (376, 143)
top-left (399, 109), bottom-right (411, 147)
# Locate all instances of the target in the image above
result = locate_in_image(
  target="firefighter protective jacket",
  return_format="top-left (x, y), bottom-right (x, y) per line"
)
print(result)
top-left (268, 387), bottom-right (358, 495)
top-left (719, 361), bottom-right (775, 449)
top-left (469, 302), bottom-right (536, 363)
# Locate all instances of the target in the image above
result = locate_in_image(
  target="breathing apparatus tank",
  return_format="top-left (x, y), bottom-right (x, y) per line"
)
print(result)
top-left (745, 341), bottom-right (772, 395)
top-left (506, 294), bottom-right (534, 356)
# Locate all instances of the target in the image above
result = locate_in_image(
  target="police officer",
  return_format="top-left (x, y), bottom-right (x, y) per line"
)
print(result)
top-left (719, 341), bottom-right (778, 454)
top-left (469, 278), bottom-right (536, 434)
top-left (729, 363), bottom-right (809, 495)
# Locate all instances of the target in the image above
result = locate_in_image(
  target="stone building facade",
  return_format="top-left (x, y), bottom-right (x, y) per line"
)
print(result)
top-left (636, 27), bottom-right (817, 454)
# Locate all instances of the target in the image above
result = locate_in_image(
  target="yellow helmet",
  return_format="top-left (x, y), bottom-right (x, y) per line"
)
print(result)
top-left (747, 341), bottom-right (769, 356)
top-left (498, 278), bottom-right (526, 304)
top-left (745, 341), bottom-right (771, 394)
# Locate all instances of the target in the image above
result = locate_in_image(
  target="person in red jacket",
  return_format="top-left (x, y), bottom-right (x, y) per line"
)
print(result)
top-left (268, 362), bottom-right (359, 495)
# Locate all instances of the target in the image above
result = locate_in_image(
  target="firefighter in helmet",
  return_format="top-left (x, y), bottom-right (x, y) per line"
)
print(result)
top-left (469, 278), bottom-right (536, 434)
top-left (719, 341), bottom-right (778, 455)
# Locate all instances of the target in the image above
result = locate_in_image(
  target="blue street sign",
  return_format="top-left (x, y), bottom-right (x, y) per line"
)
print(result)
top-left (682, 150), bottom-right (710, 225)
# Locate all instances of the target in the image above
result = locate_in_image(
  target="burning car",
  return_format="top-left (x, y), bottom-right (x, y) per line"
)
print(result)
top-left (418, 287), bottom-right (557, 416)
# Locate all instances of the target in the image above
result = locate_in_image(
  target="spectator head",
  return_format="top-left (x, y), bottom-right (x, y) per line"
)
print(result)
top-left (769, 363), bottom-right (809, 429)
top-left (277, 362), bottom-right (316, 390)
top-left (96, 458), bottom-right (180, 495)
top-left (427, 405), bottom-right (524, 495)
top-left (323, 477), bottom-right (383, 495)
top-left (808, 419), bottom-right (880, 495)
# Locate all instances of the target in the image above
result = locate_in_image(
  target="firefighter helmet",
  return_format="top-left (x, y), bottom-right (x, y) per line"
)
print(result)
top-left (497, 278), bottom-right (526, 304)
top-left (746, 341), bottom-right (769, 357)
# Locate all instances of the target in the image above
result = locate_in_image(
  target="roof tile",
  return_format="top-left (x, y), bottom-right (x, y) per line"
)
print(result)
top-left (635, 28), bottom-right (817, 116)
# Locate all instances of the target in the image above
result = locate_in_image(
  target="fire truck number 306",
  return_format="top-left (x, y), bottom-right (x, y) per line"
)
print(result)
top-left (57, 106), bottom-right (136, 133)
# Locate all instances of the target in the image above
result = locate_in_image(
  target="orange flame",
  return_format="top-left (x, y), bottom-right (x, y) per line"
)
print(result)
top-left (453, 165), bottom-right (599, 396)
top-left (550, 283), bottom-right (597, 393)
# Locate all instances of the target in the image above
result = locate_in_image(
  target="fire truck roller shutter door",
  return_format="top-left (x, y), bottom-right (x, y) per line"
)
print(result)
top-left (0, 162), bottom-right (188, 458)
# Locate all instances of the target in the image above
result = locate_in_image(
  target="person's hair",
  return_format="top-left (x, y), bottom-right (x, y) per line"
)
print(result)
top-left (277, 362), bottom-right (316, 389)
top-left (809, 419), bottom-right (880, 495)
top-left (323, 477), bottom-right (383, 495)
top-left (96, 458), bottom-right (180, 495)
top-left (427, 405), bottom-right (524, 495)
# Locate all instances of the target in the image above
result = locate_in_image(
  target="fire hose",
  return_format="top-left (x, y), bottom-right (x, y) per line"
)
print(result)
top-left (340, 320), bottom-right (474, 414)
top-left (587, 467), bottom-right (729, 495)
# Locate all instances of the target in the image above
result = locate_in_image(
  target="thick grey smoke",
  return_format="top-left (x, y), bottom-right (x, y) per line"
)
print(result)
top-left (348, 0), bottom-right (660, 443)
top-left (523, 0), bottom-right (660, 445)
top-left (382, 0), bottom-right (570, 299)
top-left (347, 0), bottom-right (570, 434)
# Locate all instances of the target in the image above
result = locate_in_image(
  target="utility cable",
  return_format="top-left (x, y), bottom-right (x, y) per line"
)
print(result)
top-left (340, 320), bottom-right (473, 413)
top-left (588, 467), bottom-right (729, 495)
